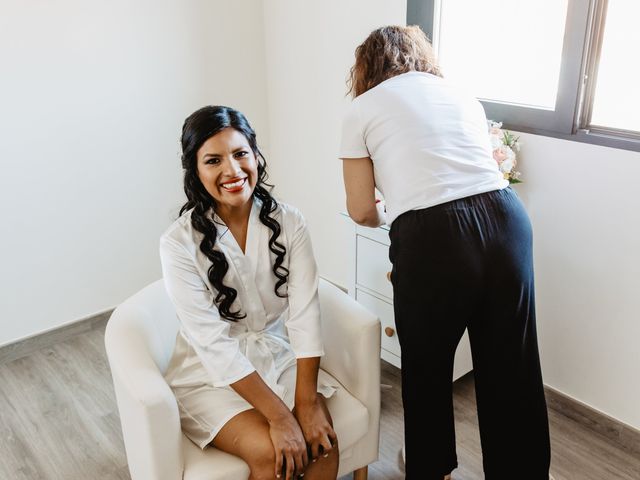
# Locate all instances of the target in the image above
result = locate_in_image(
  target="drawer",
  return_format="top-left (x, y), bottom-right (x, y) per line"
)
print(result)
top-left (355, 224), bottom-right (390, 244)
top-left (356, 289), bottom-right (400, 357)
top-left (356, 235), bottom-right (393, 299)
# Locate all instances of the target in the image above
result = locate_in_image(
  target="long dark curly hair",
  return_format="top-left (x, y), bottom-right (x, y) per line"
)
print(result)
top-left (179, 106), bottom-right (288, 321)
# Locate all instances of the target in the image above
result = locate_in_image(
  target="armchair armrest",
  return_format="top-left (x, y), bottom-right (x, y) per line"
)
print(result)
top-left (105, 305), bottom-right (184, 480)
top-left (317, 278), bottom-right (381, 422)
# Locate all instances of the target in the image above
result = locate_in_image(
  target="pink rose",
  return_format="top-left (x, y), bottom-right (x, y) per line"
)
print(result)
top-left (493, 148), bottom-right (508, 164)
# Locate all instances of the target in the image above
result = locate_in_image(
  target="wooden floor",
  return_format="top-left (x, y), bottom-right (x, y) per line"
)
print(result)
top-left (1, 326), bottom-right (639, 480)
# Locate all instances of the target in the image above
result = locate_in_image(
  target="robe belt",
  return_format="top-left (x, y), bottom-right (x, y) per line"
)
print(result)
top-left (237, 329), bottom-right (291, 398)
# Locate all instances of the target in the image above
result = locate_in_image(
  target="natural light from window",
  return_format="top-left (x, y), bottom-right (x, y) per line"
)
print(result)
top-left (436, 0), bottom-right (568, 109)
top-left (590, 1), bottom-right (640, 133)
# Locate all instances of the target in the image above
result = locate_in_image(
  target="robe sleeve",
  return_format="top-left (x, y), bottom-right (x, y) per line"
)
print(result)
top-left (283, 209), bottom-right (325, 358)
top-left (159, 235), bottom-right (256, 387)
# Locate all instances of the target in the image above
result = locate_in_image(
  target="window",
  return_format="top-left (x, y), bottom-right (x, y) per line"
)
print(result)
top-left (581, 0), bottom-right (640, 138)
top-left (408, 0), bottom-right (640, 152)
top-left (437, 0), bottom-right (567, 110)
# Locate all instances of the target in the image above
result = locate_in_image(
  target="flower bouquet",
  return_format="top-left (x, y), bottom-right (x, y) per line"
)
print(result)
top-left (488, 120), bottom-right (522, 184)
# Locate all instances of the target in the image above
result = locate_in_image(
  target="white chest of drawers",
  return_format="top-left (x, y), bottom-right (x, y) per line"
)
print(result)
top-left (346, 221), bottom-right (473, 381)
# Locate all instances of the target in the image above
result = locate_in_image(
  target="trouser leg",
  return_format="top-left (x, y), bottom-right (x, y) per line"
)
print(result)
top-left (467, 191), bottom-right (550, 479)
top-left (390, 208), bottom-right (482, 479)
top-left (394, 301), bottom-right (466, 479)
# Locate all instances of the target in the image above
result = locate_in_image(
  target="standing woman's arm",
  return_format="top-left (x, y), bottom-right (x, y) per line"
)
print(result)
top-left (342, 156), bottom-right (386, 227)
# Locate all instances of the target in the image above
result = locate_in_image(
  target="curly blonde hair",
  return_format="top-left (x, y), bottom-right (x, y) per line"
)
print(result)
top-left (347, 25), bottom-right (442, 98)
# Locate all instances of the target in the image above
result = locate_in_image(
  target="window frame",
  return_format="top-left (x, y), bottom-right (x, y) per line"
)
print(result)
top-left (407, 0), bottom-right (640, 153)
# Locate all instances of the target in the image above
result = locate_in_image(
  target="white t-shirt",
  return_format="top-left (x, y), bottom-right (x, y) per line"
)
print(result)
top-left (339, 71), bottom-right (508, 225)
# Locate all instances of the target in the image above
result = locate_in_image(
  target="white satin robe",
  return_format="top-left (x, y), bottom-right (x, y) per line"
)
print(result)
top-left (159, 199), bottom-right (338, 448)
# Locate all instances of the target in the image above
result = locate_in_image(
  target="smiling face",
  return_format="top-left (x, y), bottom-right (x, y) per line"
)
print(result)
top-left (196, 127), bottom-right (258, 220)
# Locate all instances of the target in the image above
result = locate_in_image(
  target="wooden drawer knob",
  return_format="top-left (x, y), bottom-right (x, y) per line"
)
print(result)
top-left (386, 271), bottom-right (392, 282)
top-left (385, 327), bottom-right (395, 337)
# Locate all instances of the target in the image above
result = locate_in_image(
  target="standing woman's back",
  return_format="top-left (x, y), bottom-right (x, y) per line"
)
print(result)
top-left (340, 70), bottom-right (508, 225)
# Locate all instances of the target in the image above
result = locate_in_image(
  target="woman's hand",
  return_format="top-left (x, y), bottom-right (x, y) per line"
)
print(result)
top-left (268, 411), bottom-right (309, 480)
top-left (294, 394), bottom-right (337, 462)
top-left (230, 372), bottom-right (309, 480)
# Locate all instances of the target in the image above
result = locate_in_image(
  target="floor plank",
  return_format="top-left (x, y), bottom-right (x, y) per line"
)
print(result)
top-left (1, 326), bottom-right (639, 479)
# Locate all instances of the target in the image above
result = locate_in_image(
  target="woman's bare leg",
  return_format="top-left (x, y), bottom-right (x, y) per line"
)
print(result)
top-left (212, 405), bottom-right (338, 480)
top-left (294, 395), bottom-right (339, 480)
top-left (212, 409), bottom-right (278, 480)
top-left (302, 444), bottom-right (339, 479)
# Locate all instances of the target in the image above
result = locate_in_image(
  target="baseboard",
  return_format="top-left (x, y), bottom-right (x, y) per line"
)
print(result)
top-left (544, 385), bottom-right (640, 457)
top-left (0, 309), bottom-right (113, 364)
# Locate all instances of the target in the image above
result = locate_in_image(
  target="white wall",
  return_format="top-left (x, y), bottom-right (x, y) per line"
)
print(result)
top-left (0, 0), bottom-right (269, 345)
top-left (513, 133), bottom-right (640, 430)
top-left (262, 0), bottom-right (407, 286)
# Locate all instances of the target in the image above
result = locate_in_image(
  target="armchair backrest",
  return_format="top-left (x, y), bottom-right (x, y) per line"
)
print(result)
top-left (106, 279), bottom-right (178, 375)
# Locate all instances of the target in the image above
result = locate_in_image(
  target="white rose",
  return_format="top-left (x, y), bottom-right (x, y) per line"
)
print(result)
top-left (500, 158), bottom-right (514, 173)
top-left (498, 146), bottom-right (515, 173)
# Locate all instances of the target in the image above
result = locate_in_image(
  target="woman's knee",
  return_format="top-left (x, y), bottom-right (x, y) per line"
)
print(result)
top-left (246, 442), bottom-right (277, 480)
top-left (304, 441), bottom-right (339, 480)
top-left (314, 439), bottom-right (339, 466)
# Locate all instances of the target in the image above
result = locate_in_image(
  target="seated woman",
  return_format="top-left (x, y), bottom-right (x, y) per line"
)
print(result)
top-left (160, 106), bottom-right (339, 480)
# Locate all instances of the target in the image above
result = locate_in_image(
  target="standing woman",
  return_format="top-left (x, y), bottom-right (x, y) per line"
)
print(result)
top-left (161, 106), bottom-right (339, 480)
top-left (339, 26), bottom-right (550, 480)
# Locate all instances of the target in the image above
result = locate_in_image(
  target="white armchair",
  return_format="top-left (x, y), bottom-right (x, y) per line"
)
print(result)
top-left (105, 278), bottom-right (381, 480)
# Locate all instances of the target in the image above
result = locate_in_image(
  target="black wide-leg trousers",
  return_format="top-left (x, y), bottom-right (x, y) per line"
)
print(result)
top-left (389, 188), bottom-right (551, 479)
